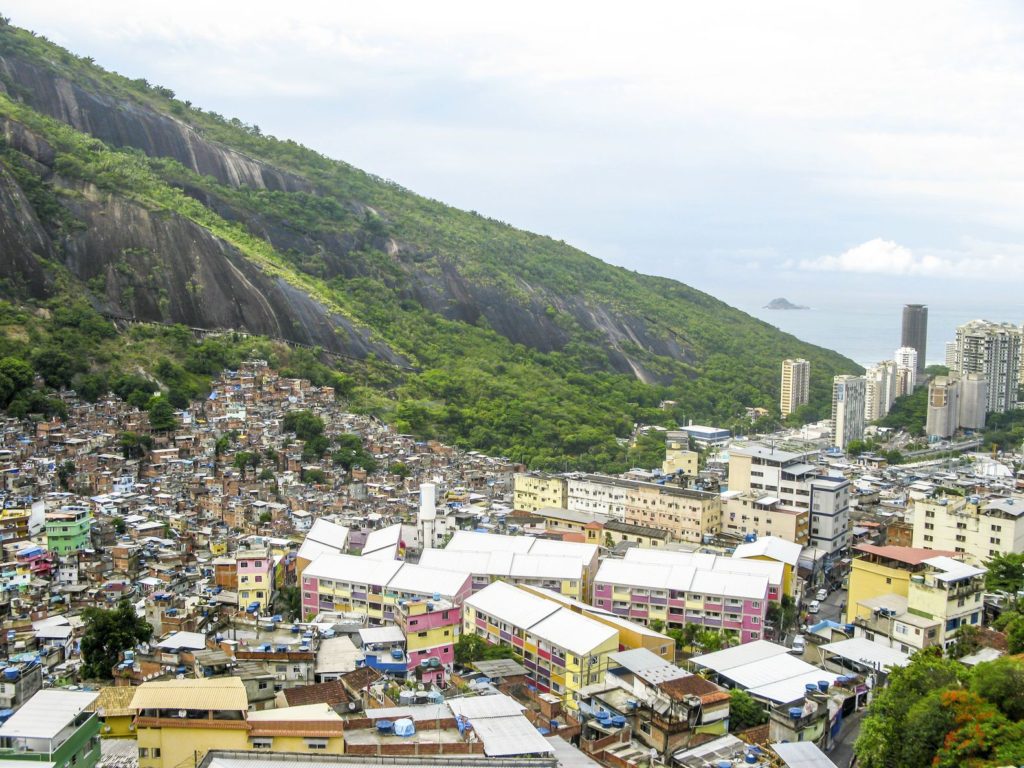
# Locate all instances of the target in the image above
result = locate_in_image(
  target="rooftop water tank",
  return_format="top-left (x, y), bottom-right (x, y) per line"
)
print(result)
top-left (789, 707), bottom-right (803, 720)
top-left (805, 683), bottom-right (817, 693)
top-left (817, 681), bottom-right (829, 692)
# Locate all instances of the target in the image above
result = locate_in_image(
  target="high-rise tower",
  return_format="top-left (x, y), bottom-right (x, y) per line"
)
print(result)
top-left (901, 304), bottom-right (928, 374)
top-left (780, 358), bottom-right (810, 418)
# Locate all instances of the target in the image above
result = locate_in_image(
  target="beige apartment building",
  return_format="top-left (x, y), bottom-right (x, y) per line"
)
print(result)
top-left (619, 481), bottom-right (721, 544)
top-left (780, 358), bottom-right (810, 418)
top-left (513, 473), bottom-right (568, 512)
top-left (720, 491), bottom-right (809, 544)
top-left (912, 493), bottom-right (1024, 566)
top-left (662, 431), bottom-right (700, 477)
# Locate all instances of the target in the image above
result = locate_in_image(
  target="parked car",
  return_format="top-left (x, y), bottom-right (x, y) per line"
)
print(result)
top-left (816, 588), bottom-right (828, 601)
top-left (789, 635), bottom-right (806, 654)
top-left (808, 600), bottom-right (821, 614)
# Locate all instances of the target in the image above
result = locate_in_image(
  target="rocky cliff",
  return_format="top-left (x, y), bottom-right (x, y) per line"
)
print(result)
top-left (0, 21), bottom-right (861, 457)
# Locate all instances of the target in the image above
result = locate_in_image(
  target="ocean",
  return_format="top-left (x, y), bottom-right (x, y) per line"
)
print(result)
top-left (735, 296), bottom-right (1022, 369)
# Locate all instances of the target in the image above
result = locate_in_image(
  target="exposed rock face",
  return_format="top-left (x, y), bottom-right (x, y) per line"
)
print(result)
top-left (0, 56), bottom-right (311, 192)
top-left (0, 165), bottom-right (53, 298)
top-left (0, 48), bottom-right (702, 381)
top-left (56, 185), bottom-right (406, 365)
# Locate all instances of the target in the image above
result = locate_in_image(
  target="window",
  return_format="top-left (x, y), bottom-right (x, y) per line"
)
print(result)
top-left (153, 749), bottom-right (161, 758)
top-left (139, 749), bottom-right (149, 759)
top-left (305, 739), bottom-right (328, 750)
top-left (251, 739), bottom-right (273, 750)
top-left (258, 681), bottom-right (269, 690)
top-left (924, 535), bottom-right (933, 542)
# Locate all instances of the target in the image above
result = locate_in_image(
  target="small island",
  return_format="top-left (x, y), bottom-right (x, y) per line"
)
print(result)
top-left (764, 297), bottom-right (809, 310)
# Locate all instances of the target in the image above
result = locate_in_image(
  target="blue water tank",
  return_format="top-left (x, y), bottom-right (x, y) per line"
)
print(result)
top-left (817, 680), bottom-right (829, 692)
top-left (2, 669), bottom-right (17, 681)
top-left (390, 648), bottom-right (403, 660)
top-left (611, 715), bottom-right (626, 727)
top-left (805, 683), bottom-right (817, 693)
top-left (788, 707), bottom-right (803, 719)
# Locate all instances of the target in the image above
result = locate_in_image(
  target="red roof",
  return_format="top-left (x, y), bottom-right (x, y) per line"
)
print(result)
top-left (854, 543), bottom-right (959, 566)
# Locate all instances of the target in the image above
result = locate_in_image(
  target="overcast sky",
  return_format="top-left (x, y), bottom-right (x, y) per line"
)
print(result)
top-left (7, 1), bottom-right (1024, 330)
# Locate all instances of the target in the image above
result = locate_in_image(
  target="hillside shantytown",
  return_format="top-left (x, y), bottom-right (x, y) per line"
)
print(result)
top-left (1, 9), bottom-right (1024, 768)
top-left (0, 354), bottom-right (1021, 768)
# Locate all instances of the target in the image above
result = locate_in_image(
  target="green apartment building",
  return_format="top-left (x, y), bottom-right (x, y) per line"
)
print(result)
top-left (0, 690), bottom-right (101, 768)
top-left (45, 506), bottom-right (93, 555)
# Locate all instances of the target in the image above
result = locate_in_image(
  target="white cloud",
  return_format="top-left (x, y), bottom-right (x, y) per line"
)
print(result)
top-left (797, 238), bottom-right (1024, 278)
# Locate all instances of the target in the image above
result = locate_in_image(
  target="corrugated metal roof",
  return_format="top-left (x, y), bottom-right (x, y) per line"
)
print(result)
top-left (689, 639), bottom-right (790, 673)
top-left (0, 690), bottom-right (99, 740)
top-left (473, 715), bottom-right (554, 757)
top-left (129, 678), bottom-right (248, 711)
top-left (448, 693), bottom-right (525, 720)
top-left (772, 741), bottom-right (839, 768)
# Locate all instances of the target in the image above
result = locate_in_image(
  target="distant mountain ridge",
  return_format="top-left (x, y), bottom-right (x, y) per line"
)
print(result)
top-left (0, 20), bottom-right (860, 468)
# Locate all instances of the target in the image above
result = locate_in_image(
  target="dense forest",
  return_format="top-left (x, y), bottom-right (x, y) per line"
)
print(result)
top-left (0, 20), bottom-right (861, 470)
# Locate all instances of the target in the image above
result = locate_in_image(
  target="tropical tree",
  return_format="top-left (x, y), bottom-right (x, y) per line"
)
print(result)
top-left (80, 600), bottom-right (152, 679)
top-left (728, 689), bottom-right (767, 731)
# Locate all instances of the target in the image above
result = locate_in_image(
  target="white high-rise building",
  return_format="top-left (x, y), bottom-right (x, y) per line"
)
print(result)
top-left (951, 320), bottom-right (1023, 413)
top-left (832, 375), bottom-right (866, 450)
top-left (945, 341), bottom-right (958, 370)
top-left (780, 358), bottom-right (811, 418)
top-left (894, 347), bottom-right (918, 392)
top-left (864, 360), bottom-right (898, 422)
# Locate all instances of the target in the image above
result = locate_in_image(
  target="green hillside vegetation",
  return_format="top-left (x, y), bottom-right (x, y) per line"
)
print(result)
top-left (0, 20), bottom-right (861, 470)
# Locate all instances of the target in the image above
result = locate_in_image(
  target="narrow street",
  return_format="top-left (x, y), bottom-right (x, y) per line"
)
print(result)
top-left (828, 708), bottom-right (865, 768)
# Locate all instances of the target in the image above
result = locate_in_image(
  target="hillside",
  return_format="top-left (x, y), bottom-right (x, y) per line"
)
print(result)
top-left (0, 20), bottom-right (860, 469)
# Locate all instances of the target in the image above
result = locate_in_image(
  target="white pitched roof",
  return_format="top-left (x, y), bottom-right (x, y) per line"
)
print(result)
top-left (732, 537), bottom-right (802, 567)
top-left (689, 640), bottom-right (791, 672)
top-left (528, 608), bottom-right (616, 656)
top-left (447, 530), bottom-right (534, 554)
top-left (361, 523), bottom-right (403, 555)
top-left (465, 581), bottom-right (560, 629)
top-left (305, 518), bottom-right (350, 549)
top-left (386, 562), bottom-right (469, 599)
top-left (303, 553), bottom-right (403, 586)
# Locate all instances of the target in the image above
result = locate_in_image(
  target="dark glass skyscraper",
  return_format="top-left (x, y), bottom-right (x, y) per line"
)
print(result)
top-left (901, 304), bottom-right (927, 374)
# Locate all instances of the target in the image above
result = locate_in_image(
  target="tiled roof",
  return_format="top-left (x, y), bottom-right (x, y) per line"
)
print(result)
top-left (282, 680), bottom-right (350, 708)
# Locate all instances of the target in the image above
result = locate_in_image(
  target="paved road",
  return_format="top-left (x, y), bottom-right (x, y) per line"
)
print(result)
top-left (801, 587), bottom-right (847, 629)
top-left (829, 708), bottom-right (865, 768)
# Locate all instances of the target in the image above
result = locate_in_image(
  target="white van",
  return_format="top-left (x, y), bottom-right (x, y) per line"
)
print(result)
top-left (808, 600), bottom-right (821, 614)
top-left (789, 635), bottom-right (806, 654)
top-left (816, 588), bottom-right (828, 601)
